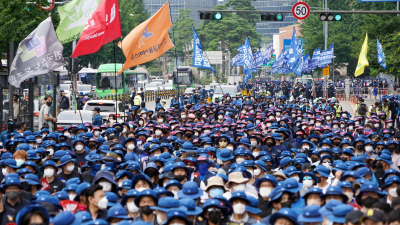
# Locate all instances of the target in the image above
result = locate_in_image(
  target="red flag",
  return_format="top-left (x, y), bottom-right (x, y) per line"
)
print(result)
top-left (71, 0), bottom-right (121, 58)
top-left (60, 200), bottom-right (79, 214)
top-left (41, 177), bottom-right (50, 190)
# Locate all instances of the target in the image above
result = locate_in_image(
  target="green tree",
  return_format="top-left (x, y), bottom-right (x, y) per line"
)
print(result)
top-left (197, 0), bottom-right (261, 76)
top-left (172, 9), bottom-right (194, 66)
top-left (0, 0), bottom-right (56, 70)
top-left (300, 0), bottom-right (397, 78)
top-left (62, 0), bottom-right (150, 68)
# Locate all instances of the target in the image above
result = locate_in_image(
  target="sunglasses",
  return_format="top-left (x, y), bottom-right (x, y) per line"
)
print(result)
top-left (207, 208), bottom-right (222, 213)
top-left (303, 177), bottom-right (312, 180)
top-left (219, 140), bottom-right (227, 143)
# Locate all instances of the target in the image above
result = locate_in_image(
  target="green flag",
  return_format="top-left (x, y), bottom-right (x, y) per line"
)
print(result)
top-left (56, 0), bottom-right (102, 44)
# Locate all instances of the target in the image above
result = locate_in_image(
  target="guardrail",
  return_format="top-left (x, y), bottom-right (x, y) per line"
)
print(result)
top-left (96, 89), bottom-right (185, 102)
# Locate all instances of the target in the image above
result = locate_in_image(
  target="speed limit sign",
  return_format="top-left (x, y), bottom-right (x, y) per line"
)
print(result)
top-left (39, 0), bottom-right (55, 11)
top-left (292, 2), bottom-right (310, 20)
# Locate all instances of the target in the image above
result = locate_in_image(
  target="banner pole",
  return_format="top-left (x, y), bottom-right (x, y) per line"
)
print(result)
top-left (114, 41), bottom-right (118, 114)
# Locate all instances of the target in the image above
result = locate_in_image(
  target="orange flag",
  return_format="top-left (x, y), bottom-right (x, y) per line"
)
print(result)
top-left (118, 1), bottom-right (174, 73)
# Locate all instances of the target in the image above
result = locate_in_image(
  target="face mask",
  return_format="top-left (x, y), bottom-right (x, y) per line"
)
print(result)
top-left (6, 191), bottom-right (19, 201)
top-left (326, 116), bottom-right (331, 120)
top-left (128, 144), bottom-right (135, 151)
top-left (209, 188), bottom-right (224, 198)
top-left (66, 164), bottom-right (75, 172)
top-left (242, 110), bottom-right (246, 114)
top-left (181, 115), bottom-right (186, 119)
top-left (157, 214), bottom-right (165, 224)
top-left (218, 115), bottom-right (224, 120)
top-left (217, 159), bottom-right (223, 165)
top-left (234, 184), bottom-right (246, 192)
top-left (75, 145), bottom-right (84, 151)
top-left (281, 201), bottom-right (292, 208)
top-left (307, 199), bottom-right (321, 206)
top-left (99, 181), bottom-right (112, 192)
top-left (208, 211), bottom-right (221, 223)
top-left (365, 146), bottom-right (373, 152)
top-left (94, 197), bottom-right (108, 210)
top-left (47, 148), bottom-right (54, 156)
top-left (69, 194), bottom-right (76, 201)
top-left (316, 123), bottom-right (321, 127)
top-left (139, 121), bottom-right (144, 125)
top-left (41, 157), bottom-right (47, 163)
top-left (374, 124), bottom-right (380, 128)
top-left (36, 138), bottom-right (43, 144)
top-left (266, 123), bottom-right (272, 128)
top-left (332, 125), bottom-right (338, 129)
top-left (44, 168), bottom-right (54, 177)
top-left (303, 180), bottom-right (314, 188)
top-left (93, 131), bottom-right (100, 136)
top-left (155, 130), bottom-right (162, 136)
top-left (127, 202), bottom-right (140, 213)
top-left (236, 158), bottom-right (245, 164)
top-left (2, 168), bottom-right (8, 176)
top-left (233, 203), bottom-right (246, 214)
top-left (389, 188), bottom-right (398, 197)
top-left (259, 187), bottom-right (272, 198)
top-left (158, 119), bottom-right (164, 123)
top-left (16, 159), bottom-right (25, 167)
top-left (323, 162), bottom-right (331, 170)
top-left (250, 141), bottom-right (258, 147)
top-left (122, 128), bottom-right (127, 133)
top-left (292, 176), bottom-right (300, 182)
top-left (361, 196), bottom-right (378, 208)
top-left (141, 205), bottom-right (153, 215)
top-left (348, 126), bottom-right (354, 130)
top-left (355, 122), bottom-right (360, 125)
top-left (344, 191), bottom-right (354, 203)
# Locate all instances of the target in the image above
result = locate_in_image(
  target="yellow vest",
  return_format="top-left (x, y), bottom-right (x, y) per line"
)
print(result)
top-left (335, 105), bottom-right (342, 117)
top-left (382, 105), bottom-right (389, 115)
top-left (134, 95), bottom-right (141, 105)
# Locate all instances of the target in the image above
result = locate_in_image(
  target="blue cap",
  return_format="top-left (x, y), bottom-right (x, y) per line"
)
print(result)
top-left (298, 205), bottom-right (324, 223)
top-left (52, 211), bottom-right (79, 225)
top-left (217, 148), bottom-right (234, 161)
top-left (163, 209), bottom-right (192, 225)
top-left (105, 205), bottom-right (131, 221)
top-left (151, 196), bottom-right (180, 212)
top-left (178, 181), bottom-right (203, 199)
top-left (314, 165), bottom-right (330, 178)
top-left (134, 189), bottom-right (158, 207)
top-left (269, 208), bottom-right (299, 225)
top-left (246, 195), bottom-right (261, 214)
top-left (326, 205), bottom-right (355, 223)
top-left (318, 199), bottom-right (343, 216)
top-left (322, 186), bottom-right (348, 203)
top-left (282, 178), bottom-right (303, 193)
top-left (179, 198), bottom-right (203, 215)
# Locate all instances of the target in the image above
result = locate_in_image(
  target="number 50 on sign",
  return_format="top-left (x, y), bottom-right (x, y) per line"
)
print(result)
top-left (292, 2), bottom-right (310, 20)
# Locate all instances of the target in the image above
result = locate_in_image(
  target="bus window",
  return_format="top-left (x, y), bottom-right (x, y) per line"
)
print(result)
top-left (97, 72), bottom-right (123, 89)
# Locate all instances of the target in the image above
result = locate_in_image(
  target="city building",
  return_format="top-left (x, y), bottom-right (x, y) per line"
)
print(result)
top-left (143, 0), bottom-right (217, 25)
top-left (253, 0), bottom-right (298, 38)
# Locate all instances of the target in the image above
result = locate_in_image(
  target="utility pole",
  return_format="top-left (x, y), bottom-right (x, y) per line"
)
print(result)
top-left (72, 40), bottom-right (76, 109)
top-left (9, 42), bottom-right (14, 120)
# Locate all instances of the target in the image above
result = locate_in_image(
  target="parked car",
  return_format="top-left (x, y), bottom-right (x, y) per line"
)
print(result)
top-left (164, 83), bottom-right (173, 90)
top-left (213, 85), bottom-right (238, 101)
top-left (56, 110), bottom-right (93, 131)
top-left (82, 100), bottom-right (127, 123)
top-left (145, 82), bottom-right (163, 91)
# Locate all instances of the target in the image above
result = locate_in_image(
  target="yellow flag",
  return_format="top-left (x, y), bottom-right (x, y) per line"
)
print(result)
top-left (355, 33), bottom-right (369, 77)
top-left (118, 1), bottom-right (174, 74)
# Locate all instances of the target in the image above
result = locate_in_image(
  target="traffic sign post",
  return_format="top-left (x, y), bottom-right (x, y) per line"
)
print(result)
top-left (39, 0), bottom-right (55, 11)
top-left (322, 65), bottom-right (330, 76)
top-left (292, 2), bottom-right (310, 20)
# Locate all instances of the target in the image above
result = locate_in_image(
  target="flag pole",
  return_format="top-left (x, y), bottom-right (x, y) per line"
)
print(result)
top-left (114, 40), bottom-right (118, 114)
top-left (169, 1), bottom-right (180, 120)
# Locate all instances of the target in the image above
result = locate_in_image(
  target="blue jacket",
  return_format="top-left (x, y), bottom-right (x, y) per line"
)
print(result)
top-left (0, 130), bottom-right (12, 145)
top-left (92, 114), bottom-right (102, 126)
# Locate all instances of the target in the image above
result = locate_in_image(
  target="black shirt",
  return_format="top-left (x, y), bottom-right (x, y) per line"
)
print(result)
top-left (75, 151), bottom-right (89, 166)
top-left (45, 176), bottom-right (66, 194)
top-left (56, 170), bottom-right (82, 183)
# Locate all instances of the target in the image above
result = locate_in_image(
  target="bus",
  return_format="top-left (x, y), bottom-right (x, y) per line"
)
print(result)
top-left (172, 66), bottom-right (194, 89)
top-left (78, 68), bottom-right (98, 86)
top-left (95, 63), bottom-right (137, 98)
top-left (132, 65), bottom-right (150, 89)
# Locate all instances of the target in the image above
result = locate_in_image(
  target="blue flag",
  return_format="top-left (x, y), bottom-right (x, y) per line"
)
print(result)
top-left (287, 27), bottom-right (300, 70)
top-left (377, 38), bottom-right (387, 69)
top-left (303, 53), bottom-right (310, 74)
top-left (252, 50), bottom-right (264, 69)
top-left (237, 36), bottom-right (253, 82)
top-left (319, 44), bottom-right (334, 66)
top-left (293, 54), bottom-right (304, 76)
top-left (232, 53), bottom-right (244, 66)
top-left (311, 48), bottom-right (321, 70)
top-left (192, 27), bottom-right (215, 73)
top-left (262, 45), bottom-right (275, 64)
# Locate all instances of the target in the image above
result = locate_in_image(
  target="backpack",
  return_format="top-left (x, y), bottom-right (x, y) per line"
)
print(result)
top-left (358, 103), bottom-right (367, 115)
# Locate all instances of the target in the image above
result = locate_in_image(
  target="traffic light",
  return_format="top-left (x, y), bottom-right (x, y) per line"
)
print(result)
top-left (64, 57), bottom-right (72, 73)
top-left (319, 13), bottom-right (342, 21)
top-left (73, 58), bottom-right (83, 74)
top-left (260, 13), bottom-right (285, 21)
top-left (199, 12), bottom-right (222, 20)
